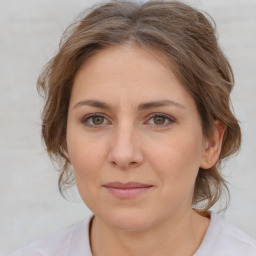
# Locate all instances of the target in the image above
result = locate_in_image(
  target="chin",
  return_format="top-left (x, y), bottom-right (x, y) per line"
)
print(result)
top-left (97, 207), bottom-right (156, 231)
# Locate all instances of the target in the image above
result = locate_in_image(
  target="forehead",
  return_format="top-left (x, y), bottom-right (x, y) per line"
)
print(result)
top-left (70, 44), bottom-right (195, 110)
top-left (74, 44), bottom-right (173, 83)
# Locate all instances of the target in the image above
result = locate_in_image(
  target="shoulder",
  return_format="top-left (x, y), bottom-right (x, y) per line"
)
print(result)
top-left (8, 216), bottom-right (93, 256)
top-left (195, 212), bottom-right (256, 256)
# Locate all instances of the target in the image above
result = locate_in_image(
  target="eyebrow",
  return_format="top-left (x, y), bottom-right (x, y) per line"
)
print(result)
top-left (73, 99), bottom-right (186, 111)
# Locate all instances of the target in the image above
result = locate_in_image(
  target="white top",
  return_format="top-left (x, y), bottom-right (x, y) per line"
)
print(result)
top-left (9, 212), bottom-right (256, 256)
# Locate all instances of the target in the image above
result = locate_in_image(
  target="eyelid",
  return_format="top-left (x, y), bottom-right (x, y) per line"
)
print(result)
top-left (81, 112), bottom-right (175, 128)
top-left (81, 113), bottom-right (111, 128)
top-left (145, 112), bottom-right (176, 127)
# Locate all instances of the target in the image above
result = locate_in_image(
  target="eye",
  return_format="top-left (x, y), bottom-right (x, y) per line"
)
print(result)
top-left (146, 113), bottom-right (175, 127)
top-left (82, 114), bottom-right (109, 127)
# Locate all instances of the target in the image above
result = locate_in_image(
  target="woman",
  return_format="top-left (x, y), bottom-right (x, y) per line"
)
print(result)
top-left (9, 0), bottom-right (256, 255)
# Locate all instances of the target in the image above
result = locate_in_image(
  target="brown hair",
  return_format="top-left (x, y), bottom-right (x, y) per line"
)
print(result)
top-left (37, 0), bottom-right (241, 211)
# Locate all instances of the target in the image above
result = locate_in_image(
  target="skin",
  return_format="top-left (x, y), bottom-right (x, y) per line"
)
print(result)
top-left (66, 43), bottom-right (226, 256)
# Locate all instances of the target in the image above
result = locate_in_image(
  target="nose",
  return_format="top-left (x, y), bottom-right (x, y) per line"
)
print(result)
top-left (107, 123), bottom-right (144, 170)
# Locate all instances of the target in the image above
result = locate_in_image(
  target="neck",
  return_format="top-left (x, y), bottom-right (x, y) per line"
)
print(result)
top-left (90, 209), bottom-right (210, 256)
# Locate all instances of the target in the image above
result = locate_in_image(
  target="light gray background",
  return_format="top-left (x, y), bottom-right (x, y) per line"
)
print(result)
top-left (1, 0), bottom-right (256, 255)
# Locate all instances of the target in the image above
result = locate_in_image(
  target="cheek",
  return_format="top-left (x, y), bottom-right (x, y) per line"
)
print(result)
top-left (67, 134), bottom-right (108, 211)
top-left (147, 132), bottom-right (203, 189)
top-left (67, 129), bottom-right (107, 185)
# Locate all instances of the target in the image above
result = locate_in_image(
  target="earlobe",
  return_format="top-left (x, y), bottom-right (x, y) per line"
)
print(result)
top-left (200, 120), bottom-right (226, 170)
top-left (65, 151), bottom-right (72, 164)
top-left (67, 157), bottom-right (71, 164)
top-left (65, 145), bottom-right (72, 165)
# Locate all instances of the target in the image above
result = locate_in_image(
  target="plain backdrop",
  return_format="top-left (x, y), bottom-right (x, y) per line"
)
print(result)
top-left (1, 0), bottom-right (256, 255)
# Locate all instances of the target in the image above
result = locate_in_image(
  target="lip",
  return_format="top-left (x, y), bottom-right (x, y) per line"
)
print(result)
top-left (103, 182), bottom-right (153, 199)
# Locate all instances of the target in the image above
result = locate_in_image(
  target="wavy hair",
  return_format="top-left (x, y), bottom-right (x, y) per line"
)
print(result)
top-left (37, 0), bottom-right (241, 211)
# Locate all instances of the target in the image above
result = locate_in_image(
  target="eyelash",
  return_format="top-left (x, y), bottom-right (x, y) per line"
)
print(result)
top-left (81, 113), bottom-right (109, 128)
top-left (81, 113), bottom-right (175, 128)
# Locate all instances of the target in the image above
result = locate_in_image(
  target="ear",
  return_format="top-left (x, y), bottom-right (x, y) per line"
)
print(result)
top-left (65, 150), bottom-right (72, 164)
top-left (66, 156), bottom-right (71, 164)
top-left (64, 143), bottom-right (72, 164)
top-left (200, 120), bottom-right (226, 169)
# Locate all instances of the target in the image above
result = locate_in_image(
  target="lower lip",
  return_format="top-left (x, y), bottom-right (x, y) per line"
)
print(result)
top-left (104, 186), bottom-right (153, 199)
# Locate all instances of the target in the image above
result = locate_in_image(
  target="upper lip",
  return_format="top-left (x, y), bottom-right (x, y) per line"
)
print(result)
top-left (103, 182), bottom-right (153, 189)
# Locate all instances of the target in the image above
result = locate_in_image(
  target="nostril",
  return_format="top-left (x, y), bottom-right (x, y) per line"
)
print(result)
top-left (110, 160), bottom-right (138, 168)
top-left (107, 147), bottom-right (144, 169)
top-left (129, 161), bottom-right (138, 167)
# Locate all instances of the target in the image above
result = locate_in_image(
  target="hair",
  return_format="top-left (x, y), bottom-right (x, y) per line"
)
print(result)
top-left (37, 0), bottom-right (241, 211)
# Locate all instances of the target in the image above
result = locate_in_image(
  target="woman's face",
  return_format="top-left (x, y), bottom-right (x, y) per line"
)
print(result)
top-left (67, 44), bottom-right (209, 230)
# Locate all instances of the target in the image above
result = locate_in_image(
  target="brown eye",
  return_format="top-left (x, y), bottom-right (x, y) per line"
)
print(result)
top-left (82, 114), bottom-right (109, 128)
top-left (146, 113), bottom-right (175, 127)
top-left (153, 116), bottom-right (166, 125)
top-left (92, 116), bottom-right (105, 125)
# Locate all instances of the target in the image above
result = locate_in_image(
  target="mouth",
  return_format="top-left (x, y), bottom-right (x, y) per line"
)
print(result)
top-left (102, 182), bottom-right (153, 199)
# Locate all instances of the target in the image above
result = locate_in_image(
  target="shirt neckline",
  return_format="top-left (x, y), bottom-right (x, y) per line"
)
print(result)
top-left (70, 212), bottom-right (217, 256)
